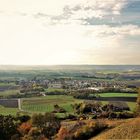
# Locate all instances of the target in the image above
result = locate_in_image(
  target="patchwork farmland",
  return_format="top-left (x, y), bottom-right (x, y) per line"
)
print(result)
top-left (0, 66), bottom-right (139, 119)
top-left (0, 94), bottom-right (137, 115)
top-left (21, 95), bottom-right (82, 113)
top-left (21, 95), bottom-right (137, 114)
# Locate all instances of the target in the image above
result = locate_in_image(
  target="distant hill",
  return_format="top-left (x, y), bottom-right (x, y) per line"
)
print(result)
top-left (0, 65), bottom-right (140, 71)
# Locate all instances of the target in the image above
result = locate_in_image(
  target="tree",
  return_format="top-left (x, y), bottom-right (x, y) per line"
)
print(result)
top-left (32, 113), bottom-right (60, 138)
top-left (32, 113), bottom-right (44, 128)
top-left (18, 122), bottom-right (32, 136)
top-left (53, 104), bottom-right (66, 113)
top-left (0, 115), bottom-right (19, 140)
top-left (17, 115), bottom-right (31, 123)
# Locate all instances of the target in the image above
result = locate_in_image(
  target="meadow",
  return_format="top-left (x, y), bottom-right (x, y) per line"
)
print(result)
top-left (21, 95), bottom-right (83, 114)
top-left (0, 105), bottom-right (19, 115)
top-left (21, 95), bottom-right (136, 114)
top-left (0, 90), bottom-right (19, 97)
top-left (0, 94), bottom-right (137, 115)
top-left (98, 92), bottom-right (138, 97)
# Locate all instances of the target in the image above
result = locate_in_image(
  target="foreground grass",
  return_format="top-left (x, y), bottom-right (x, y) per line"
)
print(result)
top-left (92, 117), bottom-right (140, 140)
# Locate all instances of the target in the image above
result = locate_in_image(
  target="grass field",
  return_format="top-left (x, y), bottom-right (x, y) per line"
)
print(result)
top-left (0, 105), bottom-right (19, 115)
top-left (98, 93), bottom-right (138, 97)
top-left (0, 94), bottom-right (137, 115)
top-left (127, 102), bottom-right (136, 111)
top-left (45, 88), bottom-right (65, 92)
top-left (22, 95), bottom-right (83, 113)
top-left (0, 90), bottom-right (19, 97)
top-left (22, 95), bottom-right (137, 113)
top-left (0, 82), bottom-right (16, 86)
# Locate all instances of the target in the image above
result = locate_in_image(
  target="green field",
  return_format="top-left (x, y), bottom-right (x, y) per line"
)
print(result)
top-left (0, 94), bottom-right (137, 115)
top-left (45, 88), bottom-right (65, 92)
top-left (22, 95), bottom-right (83, 113)
top-left (98, 93), bottom-right (138, 97)
top-left (0, 105), bottom-right (19, 115)
top-left (0, 90), bottom-right (19, 97)
top-left (0, 82), bottom-right (16, 86)
top-left (22, 95), bottom-right (137, 113)
top-left (0, 97), bottom-right (136, 115)
top-left (127, 102), bottom-right (136, 111)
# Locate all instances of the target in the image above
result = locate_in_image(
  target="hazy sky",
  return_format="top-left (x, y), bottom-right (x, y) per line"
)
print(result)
top-left (0, 0), bottom-right (140, 65)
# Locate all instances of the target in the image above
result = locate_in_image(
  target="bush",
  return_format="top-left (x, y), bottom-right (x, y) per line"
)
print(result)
top-left (117, 112), bottom-right (134, 119)
top-left (22, 127), bottom-right (48, 140)
top-left (73, 120), bottom-right (108, 140)
top-left (108, 112), bottom-right (117, 119)
top-left (0, 115), bottom-right (20, 140)
top-left (55, 127), bottom-right (71, 140)
top-left (56, 120), bottom-right (108, 140)
top-left (17, 115), bottom-right (31, 123)
top-left (32, 113), bottom-right (60, 138)
top-left (18, 122), bottom-right (32, 135)
top-left (53, 104), bottom-right (67, 113)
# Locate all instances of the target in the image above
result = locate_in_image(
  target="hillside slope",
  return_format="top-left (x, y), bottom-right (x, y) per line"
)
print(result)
top-left (92, 117), bottom-right (140, 140)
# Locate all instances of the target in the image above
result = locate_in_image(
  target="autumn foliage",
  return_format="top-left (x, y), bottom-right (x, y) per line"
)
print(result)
top-left (18, 122), bottom-right (32, 135)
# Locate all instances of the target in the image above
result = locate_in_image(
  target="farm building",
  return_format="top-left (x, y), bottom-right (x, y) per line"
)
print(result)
top-left (48, 83), bottom-right (62, 88)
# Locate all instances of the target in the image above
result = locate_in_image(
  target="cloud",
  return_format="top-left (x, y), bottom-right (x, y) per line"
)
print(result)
top-left (0, 0), bottom-right (129, 26)
top-left (63, 0), bottom-right (128, 19)
top-left (84, 24), bottom-right (140, 38)
top-left (0, 12), bottom-right (139, 65)
top-left (0, 0), bottom-right (139, 64)
top-left (33, 0), bottom-right (128, 26)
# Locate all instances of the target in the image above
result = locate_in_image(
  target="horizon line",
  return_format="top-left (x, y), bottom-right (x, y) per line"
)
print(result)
top-left (0, 64), bottom-right (140, 66)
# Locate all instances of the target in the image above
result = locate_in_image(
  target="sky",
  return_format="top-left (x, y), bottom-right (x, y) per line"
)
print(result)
top-left (0, 0), bottom-right (140, 65)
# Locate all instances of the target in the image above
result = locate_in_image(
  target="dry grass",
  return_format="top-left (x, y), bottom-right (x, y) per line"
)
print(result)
top-left (92, 117), bottom-right (140, 140)
top-left (57, 119), bottom-right (108, 140)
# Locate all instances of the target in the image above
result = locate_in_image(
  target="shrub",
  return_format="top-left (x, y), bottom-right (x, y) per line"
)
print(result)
top-left (108, 112), bottom-right (117, 119)
top-left (11, 134), bottom-right (21, 140)
top-left (18, 122), bottom-right (32, 135)
top-left (32, 113), bottom-right (60, 138)
top-left (73, 120), bottom-right (108, 140)
top-left (22, 127), bottom-right (48, 140)
top-left (56, 127), bottom-right (71, 140)
top-left (28, 127), bottom-right (42, 137)
top-left (53, 104), bottom-right (67, 113)
top-left (17, 115), bottom-right (31, 123)
top-left (0, 115), bottom-right (19, 140)
top-left (117, 112), bottom-right (134, 119)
